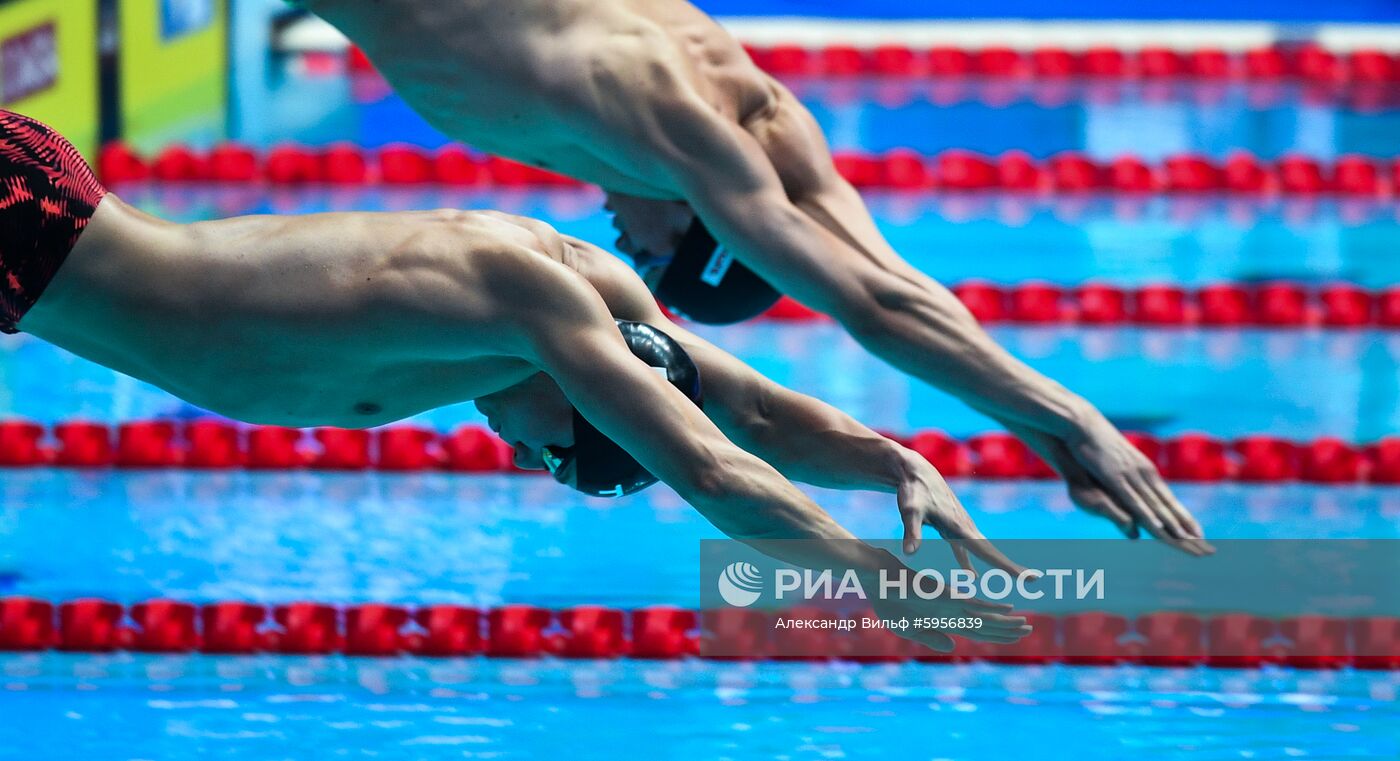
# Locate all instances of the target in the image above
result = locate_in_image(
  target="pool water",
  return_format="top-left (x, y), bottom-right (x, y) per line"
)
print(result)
top-left (3, 67), bottom-right (1400, 759)
top-left (2, 658), bottom-right (1396, 761)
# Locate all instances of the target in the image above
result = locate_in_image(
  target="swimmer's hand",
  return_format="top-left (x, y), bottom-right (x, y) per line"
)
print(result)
top-left (999, 414), bottom-right (1214, 557)
top-left (859, 557), bottom-right (1032, 653)
top-left (895, 449), bottom-right (1034, 578)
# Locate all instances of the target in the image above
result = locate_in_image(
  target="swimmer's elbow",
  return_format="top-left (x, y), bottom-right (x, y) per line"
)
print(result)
top-left (665, 444), bottom-right (759, 516)
top-left (667, 450), bottom-right (731, 504)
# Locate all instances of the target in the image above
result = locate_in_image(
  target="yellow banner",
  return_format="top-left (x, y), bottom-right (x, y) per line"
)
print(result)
top-left (0, 0), bottom-right (99, 159)
top-left (120, 0), bottom-right (228, 151)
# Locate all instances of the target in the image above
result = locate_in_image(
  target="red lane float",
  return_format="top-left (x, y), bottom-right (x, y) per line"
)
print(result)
top-left (1234, 436), bottom-right (1300, 482)
top-left (209, 143), bottom-right (259, 182)
top-left (968, 432), bottom-right (1055, 479)
top-left (246, 426), bottom-right (306, 469)
top-left (202, 602), bottom-right (266, 654)
top-left (2, 597), bottom-right (1395, 668)
top-left (979, 613), bottom-right (1062, 664)
top-left (1353, 617), bottom-right (1400, 669)
top-left (0, 421), bottom-right (44, 466)
top-left (3, 419), bottom-right (1400, 483)
top-left (630, 606), bottom-right (697, 659)
top-left (53, 422), bottom-right (114, 467)
top-left (950, 281), bottom-right (1006, 322)
top-left (414, 605), bottom-right (483, 656)
top-left (943, 282), bottom-right (1397, 329)
top-left (1205, 614), bottom-right (1275, 668)
top-left (1008, 282), bottom-right (1064, 323)
top-left (1198, 284), bottom-right (1253, 326)
top-left (0, 597), bottom-right (54, 650)
top-left (1163, 434), bottom-right (1231, 482)
top-left (1030, 48), bottom-right (1077, 78)
top-left (57, 599), bottom-right (123, 652)
top-left (1321, 284), bottom-right (1373, 327)
top-left (558, 605), bottom-right (627, 658)
top-left (117, 421), bottom-right (179, 468)
top-left (486, 605), bottom-right (552, 657)
top-left (185, 420), bottom-right (242, 468)
top-left (1075, 284), bottom-right (1128, 324)
top-left (379, 144), bottom-right (433, 185)
top-left (1137, 612), bottom-right (1206, 667)
top-left (1281, 616), bottom-right (1352, 668)
top-left (271, 602), bottom-right (342, 654)
top-left (129, 600), bottom-right (199, 652)
top-left (1133, 285), bottom-right (1188, 325)
top-left (1061, 612), bottom-right (1131, 665)
top-left (345, 604), bottom-right (410, 656)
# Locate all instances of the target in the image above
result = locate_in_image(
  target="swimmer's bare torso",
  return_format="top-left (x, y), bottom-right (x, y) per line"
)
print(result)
top-left (21, 197), bottom-right (599, 427)
top-left (307, 0), bottom-right (794, 199)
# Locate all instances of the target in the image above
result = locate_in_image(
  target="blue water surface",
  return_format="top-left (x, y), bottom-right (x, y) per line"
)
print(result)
top-left (0, 658), bottom-right (1395, 761)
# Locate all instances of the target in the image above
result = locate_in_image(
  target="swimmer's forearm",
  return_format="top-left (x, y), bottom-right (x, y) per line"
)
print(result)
top-left (721, 383), bottom-right (915, 492)
top-left (681, 456), bottom-right (904, 575)
top-left (709, 195), bottom-right (1089, 434)
top-left (842, 271), bottom-right (1093, 436)
top-left (648, 317), bottom-right (919, 492)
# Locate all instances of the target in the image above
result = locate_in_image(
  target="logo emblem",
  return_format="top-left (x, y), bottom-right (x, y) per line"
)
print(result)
top-left (700, 248), bottom-right (734, 287)
top-left (717, 561), bottom-right (763, 607)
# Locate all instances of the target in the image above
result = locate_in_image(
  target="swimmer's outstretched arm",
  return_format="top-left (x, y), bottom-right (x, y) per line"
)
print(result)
top-left (504, 262), bottom-right (1029, 650)
top-left (652, 320), bottom-right (1029, 576)
top-left (571, 239), bottom-right (1023, 572)
top-left (628, 91), bottom-right (1212, 557)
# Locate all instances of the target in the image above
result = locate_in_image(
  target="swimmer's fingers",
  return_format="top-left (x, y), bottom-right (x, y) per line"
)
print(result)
top-left (899, 506), bottom-right (924, 556)
top-left (991, 418), bottom-right (1139, 541)
top-left (1134, 474), bottom-right (1214, 554)
top-left (1144, 473), bottom-right (1210, 542)
top-left (1068, 480), bottom-right (1139, 539)
top-left (1110, 474), bottom-right (1212, 557)
top-left (898, 462), bottom-right (1031, 576)
top-left (1067, 426), bottom-right (1213, 555)
top-left (941, 532), bottom-right (1034, 580)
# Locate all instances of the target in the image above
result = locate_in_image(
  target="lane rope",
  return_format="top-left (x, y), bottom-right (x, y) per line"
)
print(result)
top-left (98, 143), bottom-right (1400, 198)
top-left (734, 43), bottom-right (1400, 83)
top-left (1, 420), bottom-right (1397, 483)
top-left (766, 282), bottom-right (1400, 329)
top-left (0, 597), bottom-right (1394, 669)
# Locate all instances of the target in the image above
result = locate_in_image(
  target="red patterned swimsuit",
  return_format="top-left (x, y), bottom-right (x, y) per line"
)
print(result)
top-left (0, 109), bottom-right (107, 333)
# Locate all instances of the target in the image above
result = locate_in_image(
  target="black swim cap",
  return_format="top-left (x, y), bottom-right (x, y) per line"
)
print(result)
top-left (541, 321), bottom-right (703, 498)
top-left (652, 218), bottom-right (782, 325)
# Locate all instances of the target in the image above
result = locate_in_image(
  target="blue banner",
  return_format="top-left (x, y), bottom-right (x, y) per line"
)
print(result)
top-left (161, 0), bottom-right (216, 41)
